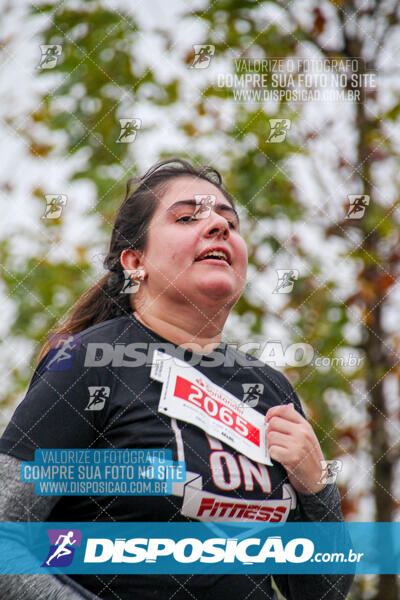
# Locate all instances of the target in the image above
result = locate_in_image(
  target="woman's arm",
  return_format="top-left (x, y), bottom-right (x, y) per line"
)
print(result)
top-left (273, 477), bottom-right (354, 599)
top-left (0, 453), bottom-right (99, 600)
top-left (265, 376), bottom-right (354, 599)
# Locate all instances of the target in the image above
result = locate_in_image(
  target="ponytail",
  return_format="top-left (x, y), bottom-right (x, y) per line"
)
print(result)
top-left (37, 272), bottom-right (131, 362)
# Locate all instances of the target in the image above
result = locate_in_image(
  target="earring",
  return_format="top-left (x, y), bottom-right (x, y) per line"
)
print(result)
top-left (120, 268), bottom-right (145, 294)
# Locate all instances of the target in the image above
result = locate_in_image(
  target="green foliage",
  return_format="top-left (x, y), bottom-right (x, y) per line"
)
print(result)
top-left (31, 1), bottom-right (150, 213)
top-left (2, 0), bottom-right (151, 406)
top-left (1, 2), bottom-right (398, 598)
top-left (2, 0), bottom-right (400, 552)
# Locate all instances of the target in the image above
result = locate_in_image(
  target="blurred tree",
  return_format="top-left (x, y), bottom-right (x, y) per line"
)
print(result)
top-left (0, 0), bottom-right (158, 413)
top-left (186, 1), bottom-right (400, 599)
top-left (1, 1), bottom-right (399, 599)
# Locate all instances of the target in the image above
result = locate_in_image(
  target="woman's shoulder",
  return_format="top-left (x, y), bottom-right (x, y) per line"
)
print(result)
top-left (224, 342), bottom-right (290, 384)
top-left (224, 343), bottom-right (305, 415)
top-left (74, 314), bottom-right (137, 344)
top-left (34, 315), bottom-right (136, 380)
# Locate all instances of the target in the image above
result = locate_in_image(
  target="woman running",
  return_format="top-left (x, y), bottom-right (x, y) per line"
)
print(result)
top-left (0, 158), bottom-right (353, 599)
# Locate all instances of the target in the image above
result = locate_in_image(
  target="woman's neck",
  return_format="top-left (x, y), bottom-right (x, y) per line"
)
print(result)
top-left (132, 308), bottom-right (225, 354)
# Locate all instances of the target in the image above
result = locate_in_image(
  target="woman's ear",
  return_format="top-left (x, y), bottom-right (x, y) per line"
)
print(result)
top-left (120, 249), bottom-right (144, 272)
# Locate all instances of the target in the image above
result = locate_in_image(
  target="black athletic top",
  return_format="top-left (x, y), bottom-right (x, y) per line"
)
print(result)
top-left (0, 314), bottom-right (352, 600)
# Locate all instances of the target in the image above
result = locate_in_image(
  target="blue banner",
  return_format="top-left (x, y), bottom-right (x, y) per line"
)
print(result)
top-left (20, 450), bottom-right (186, 495)
top-left (0, 522), bottom-right (399, 574)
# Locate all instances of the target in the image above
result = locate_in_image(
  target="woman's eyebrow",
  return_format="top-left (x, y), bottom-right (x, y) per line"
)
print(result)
top-left (166, 199), bottom-right (240, 223)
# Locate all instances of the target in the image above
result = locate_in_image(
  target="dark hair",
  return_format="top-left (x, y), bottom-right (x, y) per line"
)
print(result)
top-left (38, 157), bottom-right (235, 362)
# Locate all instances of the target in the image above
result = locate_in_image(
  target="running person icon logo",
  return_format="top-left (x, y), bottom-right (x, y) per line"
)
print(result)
top-left (345, 195), bottom-right (370, 219)
top-left (318, 459), bottom-right (343, 485)
top-left (37, 45), bottom-right (62, 69)
top-left (42, 194), bottom-right (67, 219)
top-left (267, 119), bottom-right (291, 143)
top-left (85, 386), bottom-right (111, 411)
top-left (42, 529), bottom-right (82, 567)
top-left (273, 269), bottom-right (299, 294)
top-left (116, 118), bottom-right (142, 143)
top-left (45, 333), bottom-right (81, 372)
top-left (192, 194), bottom-right (217, 219)
top-left (242, 383), bottom-right (264, 408)
top-left (120, 268), bottom-right (145, 294)
top-left (189, 45), bottom-right (215, 69)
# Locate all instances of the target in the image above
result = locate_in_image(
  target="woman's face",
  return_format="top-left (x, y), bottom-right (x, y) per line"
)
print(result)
top-left (141, 176), bottom-right (248, 311)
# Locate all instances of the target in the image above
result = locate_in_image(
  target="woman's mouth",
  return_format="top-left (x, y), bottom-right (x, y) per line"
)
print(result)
top-left (195, 248), bottom-right (231, 265)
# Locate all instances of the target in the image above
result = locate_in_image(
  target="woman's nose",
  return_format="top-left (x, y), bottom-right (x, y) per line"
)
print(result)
top-left (204, 212), bottom-right (230, 239)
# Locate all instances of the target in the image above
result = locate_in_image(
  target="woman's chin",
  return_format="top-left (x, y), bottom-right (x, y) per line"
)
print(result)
top-left (195, 277), bottom-right (238, 301)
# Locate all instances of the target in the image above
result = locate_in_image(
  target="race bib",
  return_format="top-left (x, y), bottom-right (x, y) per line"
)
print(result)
top-left (150, 350), bottom-right (272, 465)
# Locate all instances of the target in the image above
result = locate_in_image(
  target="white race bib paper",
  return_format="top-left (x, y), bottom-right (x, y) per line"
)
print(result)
top-left (150, 350), bottom-right (272, 465)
